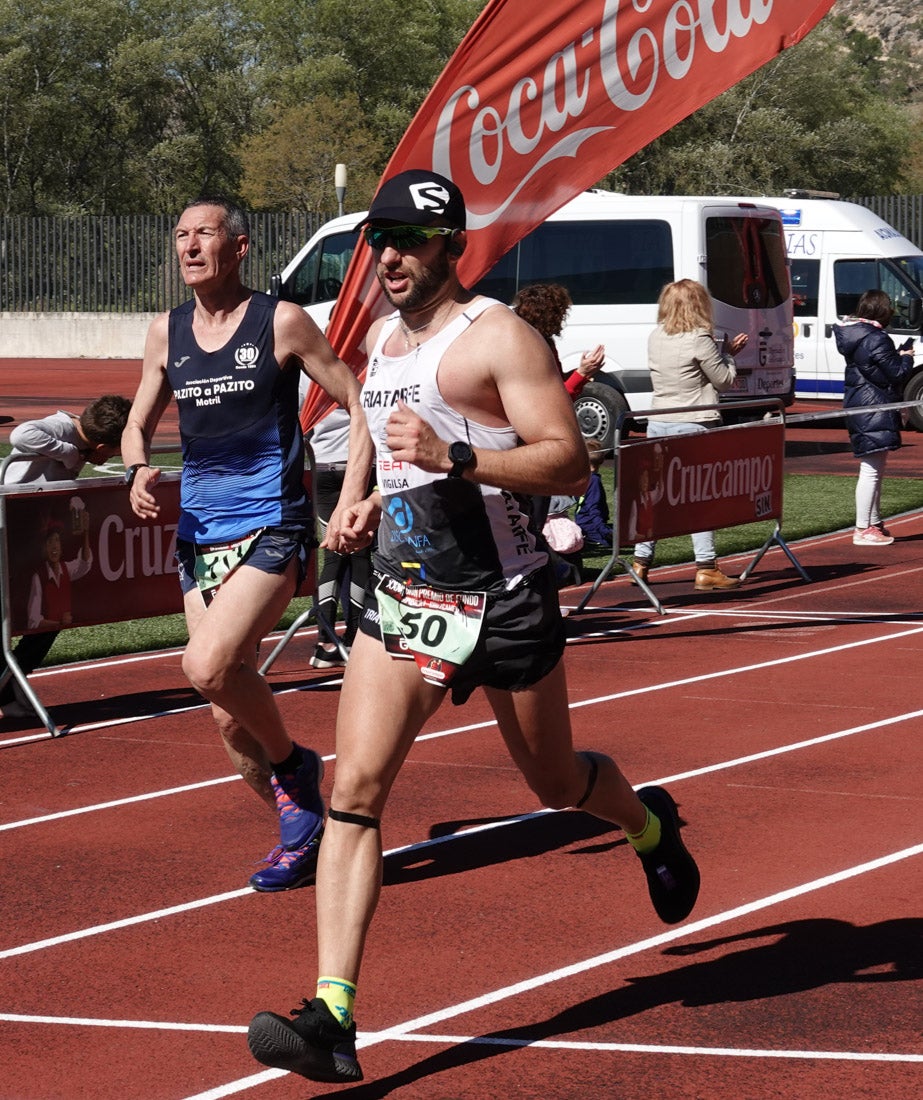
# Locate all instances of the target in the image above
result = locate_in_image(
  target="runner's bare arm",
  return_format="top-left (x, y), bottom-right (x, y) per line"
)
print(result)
top-left (387, 306), bottom-right (589, 497)
top-left (274, 301), bottom-right (374, 537)
top-left (122, 312), bottom-right (173, 519)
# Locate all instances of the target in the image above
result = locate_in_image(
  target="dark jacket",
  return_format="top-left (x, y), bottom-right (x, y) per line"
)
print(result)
top-left (833, 321), bottom-right (912, 456)
top-left (575, 470), bottom-right (613, 547)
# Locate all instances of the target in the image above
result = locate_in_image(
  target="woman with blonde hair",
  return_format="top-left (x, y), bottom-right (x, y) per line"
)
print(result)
top-left (632, 279), bottom-right (747, 591)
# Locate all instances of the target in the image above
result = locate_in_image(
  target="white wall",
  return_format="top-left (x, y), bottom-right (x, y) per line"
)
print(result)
top-left (0, 313), bottom-right (157, 358)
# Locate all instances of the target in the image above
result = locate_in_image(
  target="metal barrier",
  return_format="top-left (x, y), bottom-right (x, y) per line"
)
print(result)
top-left (575, 399), bottom-right (808, 615)
top-left (0, 453), bottom-right (335, 735)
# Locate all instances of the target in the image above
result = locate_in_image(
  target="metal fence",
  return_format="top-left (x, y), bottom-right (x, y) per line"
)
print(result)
top-left (856, 194), bottom-right (923, 252)
top-left (2, 197), bottom-right (923, 313)
top-left (0, 212), bottom-right (325, 313)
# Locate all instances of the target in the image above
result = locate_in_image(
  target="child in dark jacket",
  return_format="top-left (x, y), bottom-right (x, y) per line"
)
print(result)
top-left (833, 289), bottom-right (914, 546)
top-left (575, 439), bottom-right (613, 551)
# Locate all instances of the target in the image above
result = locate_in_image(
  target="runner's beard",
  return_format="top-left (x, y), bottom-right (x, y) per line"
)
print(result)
top-left (379, 248), bottom-right (451, 314)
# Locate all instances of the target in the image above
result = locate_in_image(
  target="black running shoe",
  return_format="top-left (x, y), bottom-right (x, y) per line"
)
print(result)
top-left (635, 786), bottom-right (700, 924)
top-left (248, 997), bottom-right (362, 1083)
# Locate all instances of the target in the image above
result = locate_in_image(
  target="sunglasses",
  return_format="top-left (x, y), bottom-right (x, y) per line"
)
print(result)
top-left (362, 225), bottom-right (454, 251)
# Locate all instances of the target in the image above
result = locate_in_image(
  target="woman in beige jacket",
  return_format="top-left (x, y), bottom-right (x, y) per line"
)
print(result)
top-left (632, 279), bottom-right (747, 591)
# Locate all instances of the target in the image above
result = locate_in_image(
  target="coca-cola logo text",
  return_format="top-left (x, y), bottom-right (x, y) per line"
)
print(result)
top-left (433, 0), bottom-right (774, 227)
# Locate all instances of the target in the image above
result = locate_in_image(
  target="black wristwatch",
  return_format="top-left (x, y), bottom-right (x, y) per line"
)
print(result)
top-left (448, 441), bottom-right (474, 478)
top-left (124, 463), bottom-right (151, 487)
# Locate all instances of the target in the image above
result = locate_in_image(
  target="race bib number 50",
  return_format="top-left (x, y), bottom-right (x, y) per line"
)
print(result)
top-left (374, 574), bottom-right (486, 686)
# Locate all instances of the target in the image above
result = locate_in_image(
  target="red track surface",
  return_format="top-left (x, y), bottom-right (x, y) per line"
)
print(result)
top-left (1, 361), bottom-right (922, 1099)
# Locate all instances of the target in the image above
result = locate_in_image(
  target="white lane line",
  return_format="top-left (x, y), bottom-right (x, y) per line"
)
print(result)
top-left (389, 1033), bottom-right (923, 1062)
top-left (5, 620), bottom-right (922, 832)
top-left (570, 622), bottom-right (923, 709)
top-left (0, 672), bottom-right (344, 750)
top-left (0, 890), bottom-right (251, 960)
top-left (4, 696), bottom-right (921, 961)
top-left (354, 846), bottom-right (923, 1045)
top-left (1, 1014), bottom-right (917, 1065)
top-left (0, 1013), bottom-right (245, 1033)
top-left (175, 843), bottom-right (923, 1099)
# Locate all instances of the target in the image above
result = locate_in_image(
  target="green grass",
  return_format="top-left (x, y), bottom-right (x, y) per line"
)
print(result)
top-left (4, 440), bottom-right (923, 666)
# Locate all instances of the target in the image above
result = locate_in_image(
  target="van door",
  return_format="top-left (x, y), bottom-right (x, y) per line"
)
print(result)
top-left (790, 257), bottom-right (825, 397)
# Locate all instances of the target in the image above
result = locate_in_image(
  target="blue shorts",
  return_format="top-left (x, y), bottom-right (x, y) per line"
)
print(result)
top-left (176, 525), bottom-right (312, 598)
top-left (359, 562), bottom-right (566, 705)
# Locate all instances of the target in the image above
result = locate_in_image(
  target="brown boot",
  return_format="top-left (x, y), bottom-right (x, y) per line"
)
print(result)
top-left (694, 566), bottom-right (739, 591)
top-left (631, 559), bottom-right (650, 582)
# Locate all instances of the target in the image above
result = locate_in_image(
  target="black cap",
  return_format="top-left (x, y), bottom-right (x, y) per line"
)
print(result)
top-left (360, 169), bottom-right (466, 229)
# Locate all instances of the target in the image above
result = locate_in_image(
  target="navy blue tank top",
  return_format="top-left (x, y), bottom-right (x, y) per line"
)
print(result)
top-left (166, 292), bottom-right (310, 543)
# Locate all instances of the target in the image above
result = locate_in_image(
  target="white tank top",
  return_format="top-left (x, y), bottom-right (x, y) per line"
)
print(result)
top-left (361, 297), bottom-right (547, 592)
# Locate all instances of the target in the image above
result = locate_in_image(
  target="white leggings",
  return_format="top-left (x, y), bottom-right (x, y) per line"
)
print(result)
top-left (856, 451), bottom-right (888, 530)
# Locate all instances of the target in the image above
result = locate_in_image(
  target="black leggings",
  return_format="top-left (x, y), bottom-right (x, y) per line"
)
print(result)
top-left (314, 467), bottom-right (372, 646)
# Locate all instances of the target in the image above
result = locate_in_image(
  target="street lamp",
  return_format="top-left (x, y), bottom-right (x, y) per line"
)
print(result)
top-left (335, 163), bottom-right (347, 218)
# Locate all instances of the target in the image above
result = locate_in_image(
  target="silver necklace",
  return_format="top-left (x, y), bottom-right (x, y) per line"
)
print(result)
top-left (398, 315), bottom-right (434, 349)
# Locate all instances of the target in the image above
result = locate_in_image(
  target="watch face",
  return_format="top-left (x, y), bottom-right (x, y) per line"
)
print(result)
top-left (449, 441), bottom-right (473, 464)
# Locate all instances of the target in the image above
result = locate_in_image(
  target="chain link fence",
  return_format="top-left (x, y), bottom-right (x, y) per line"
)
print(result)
top-left (0, 212), bottom-right (326, 312)
top-left (1, 198), bottom-right (922, 313)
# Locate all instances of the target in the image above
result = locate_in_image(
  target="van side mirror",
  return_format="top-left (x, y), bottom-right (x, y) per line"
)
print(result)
top-left (269, 273), bottom-right (282, 298)
top-left (909, 297), bottom-right (922, 330)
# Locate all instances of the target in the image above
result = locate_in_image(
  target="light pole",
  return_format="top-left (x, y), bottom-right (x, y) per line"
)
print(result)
top-left (335, 163), bottom-right (347, 218)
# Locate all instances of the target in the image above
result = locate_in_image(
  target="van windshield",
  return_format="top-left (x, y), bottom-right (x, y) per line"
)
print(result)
top-left (895, 255), bottom-right (923, 293)
top-left (283, 230), bottom-right (356, 306)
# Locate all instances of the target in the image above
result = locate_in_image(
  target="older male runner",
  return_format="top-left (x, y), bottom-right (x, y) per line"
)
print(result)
top-left (123, 196), bottom-right (371, 892)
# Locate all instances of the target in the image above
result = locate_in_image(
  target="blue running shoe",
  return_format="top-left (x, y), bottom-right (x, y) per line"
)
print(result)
top-left (273, 746), bottom-right (325, 850)
top-left (248, 997), bottom-right (362, 1082)
top-left (249, 835), bottom-right (322, 892)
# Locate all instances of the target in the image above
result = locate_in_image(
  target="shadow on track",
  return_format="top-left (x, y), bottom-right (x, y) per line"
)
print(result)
top-left (320, 917), bottom-right (922, 1098)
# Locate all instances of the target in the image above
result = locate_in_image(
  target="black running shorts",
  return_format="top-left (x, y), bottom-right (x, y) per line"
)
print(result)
top-left (359, 562), bottom-right (566, 705)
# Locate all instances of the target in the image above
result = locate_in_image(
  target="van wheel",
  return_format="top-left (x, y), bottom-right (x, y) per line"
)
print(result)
top-left (574, 383), bottom-right (630, 448)
top-left (903, 372), bottom-right (923, 433)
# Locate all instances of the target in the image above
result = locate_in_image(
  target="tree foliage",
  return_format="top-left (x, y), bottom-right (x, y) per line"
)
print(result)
top-left (0, 3), bottom-right (919, 217)
top-left (605, 15), bottom-right (922, 196)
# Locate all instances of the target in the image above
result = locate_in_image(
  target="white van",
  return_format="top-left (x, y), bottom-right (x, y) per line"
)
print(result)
top-left (274, 190), bottom-right (793, 447)
top-left (757, 192), bottom-right (923, 428)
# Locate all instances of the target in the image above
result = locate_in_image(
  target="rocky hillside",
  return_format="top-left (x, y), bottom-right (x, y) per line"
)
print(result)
top-left (834, 0), bottom-right (923, 98)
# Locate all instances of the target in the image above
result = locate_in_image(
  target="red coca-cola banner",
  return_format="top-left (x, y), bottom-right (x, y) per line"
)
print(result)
top-left (303, 0), bottom-right (834, 429)
top-left (617, 420), bottom-right (784, 545)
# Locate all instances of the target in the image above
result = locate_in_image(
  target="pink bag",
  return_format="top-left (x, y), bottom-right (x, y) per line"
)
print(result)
top-left (543, 515), bottom-right (584, 554)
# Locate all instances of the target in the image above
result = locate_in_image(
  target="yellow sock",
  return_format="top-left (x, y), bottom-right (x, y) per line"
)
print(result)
top-left (316, 976), bottom-right (357, 1030)
top-left (626, 806), bottom-right (661, 855)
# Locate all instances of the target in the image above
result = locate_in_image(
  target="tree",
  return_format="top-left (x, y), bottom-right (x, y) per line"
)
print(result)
top-left (238, 94), bottom-right (384, 214)
top-left (605, 15), bottom-right (918, 197)
top-left (0, 0), bottom-right (257, 214)
top-left (240, 0), bottom-right (480, 180)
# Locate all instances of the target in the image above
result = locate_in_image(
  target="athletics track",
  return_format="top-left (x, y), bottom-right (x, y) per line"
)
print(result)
top-left (1, 520), bottom-right (922, 1099)
top-left (0, 361), bottom-right (921, 1098)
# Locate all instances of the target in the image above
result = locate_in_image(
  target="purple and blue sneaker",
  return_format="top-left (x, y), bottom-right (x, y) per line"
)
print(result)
top-left (273, 745), bottom-right (325, 850)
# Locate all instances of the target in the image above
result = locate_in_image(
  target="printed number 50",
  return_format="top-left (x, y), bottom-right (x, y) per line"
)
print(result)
top-left (399, 610), bottom-right (448, 646)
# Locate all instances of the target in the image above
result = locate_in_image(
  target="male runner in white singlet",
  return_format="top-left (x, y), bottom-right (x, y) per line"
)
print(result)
top-left (248, 170), bottom-right (701, 1082)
